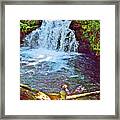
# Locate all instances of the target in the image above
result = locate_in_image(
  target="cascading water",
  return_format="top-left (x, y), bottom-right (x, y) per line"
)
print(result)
top-left (20, 20), bottom-right (81, 92)
top-left (20, 20), bottom-right (100, 93)
top-left (23, 20), bottom-right (78, 52)
top-left (21, 20), bottom-right (79, 72)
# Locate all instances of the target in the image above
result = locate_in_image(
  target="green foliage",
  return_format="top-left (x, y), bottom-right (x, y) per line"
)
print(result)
top-left (20, 20), bottom-right (40, 33)
top-left (77, 20), bottom-right (100, 55)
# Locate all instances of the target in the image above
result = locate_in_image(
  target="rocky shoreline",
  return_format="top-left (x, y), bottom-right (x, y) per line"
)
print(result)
top-left (20, 84), bottom-right (100, 100)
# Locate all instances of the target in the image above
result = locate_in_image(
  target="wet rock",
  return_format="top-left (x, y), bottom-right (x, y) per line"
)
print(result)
top-left (20, 84), bottom-right (51, 100)
top-left (69, 20), bottom-right (100, 56)
top-left (20, 20), bottom-right (42, 46)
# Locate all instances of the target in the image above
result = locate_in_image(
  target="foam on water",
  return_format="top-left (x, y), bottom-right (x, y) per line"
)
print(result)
top-left (21, 47), bottom-right (80, 73)
top-left (21, 20), bottom-right (80, 79)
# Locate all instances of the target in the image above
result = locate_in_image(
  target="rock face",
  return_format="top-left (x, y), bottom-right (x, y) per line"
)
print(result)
top-left (20, 20), bottom-right (42, 46)
top-left (69, 20), bottom-right (100, 56)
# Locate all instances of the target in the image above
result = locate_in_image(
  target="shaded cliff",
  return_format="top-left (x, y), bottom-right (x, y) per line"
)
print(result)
top-left (69, 20), bottom-right (100, 57)
top-left (20, 20), bottom-right (42, 46)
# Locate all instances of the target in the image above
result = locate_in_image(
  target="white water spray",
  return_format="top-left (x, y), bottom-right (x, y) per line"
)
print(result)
top-left (24, 20), bottom-right (78, 52)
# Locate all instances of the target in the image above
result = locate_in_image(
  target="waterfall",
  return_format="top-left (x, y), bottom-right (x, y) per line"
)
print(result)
top-left (23, 20), bottom-right (78, 52)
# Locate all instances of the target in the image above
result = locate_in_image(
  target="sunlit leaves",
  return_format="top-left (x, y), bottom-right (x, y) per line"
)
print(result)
top-left (76, 20), bottom-right (100, 55)
top-left (20, 20), bottom-right (41, 33)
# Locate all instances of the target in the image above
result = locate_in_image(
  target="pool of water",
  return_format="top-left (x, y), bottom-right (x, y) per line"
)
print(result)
top-left (20, 47), bottom-right (100, 93)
